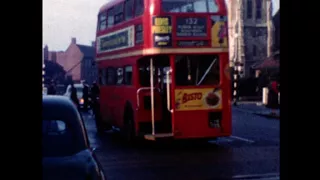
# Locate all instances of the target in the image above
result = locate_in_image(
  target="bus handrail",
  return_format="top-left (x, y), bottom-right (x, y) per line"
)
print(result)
top-left (166, 70), bottom-right (173, 113)
top-left (136, 87), bottom-right (160, 110)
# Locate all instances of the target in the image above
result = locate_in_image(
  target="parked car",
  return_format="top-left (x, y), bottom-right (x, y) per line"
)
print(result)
top-left (42, 96), bottom-right (105, 180)
top-left (64, 84), bottom-right (91, 109)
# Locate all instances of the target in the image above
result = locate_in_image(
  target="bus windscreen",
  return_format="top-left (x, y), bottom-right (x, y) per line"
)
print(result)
top-left (161, 0), bottom-right (219, 13)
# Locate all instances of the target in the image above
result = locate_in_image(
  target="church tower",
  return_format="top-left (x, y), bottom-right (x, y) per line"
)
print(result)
top-left (227, 0), bottom-right (272, 77)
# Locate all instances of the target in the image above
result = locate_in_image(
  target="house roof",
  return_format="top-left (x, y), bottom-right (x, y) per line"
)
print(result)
top-left (76, 44), bottom-right (95, 58)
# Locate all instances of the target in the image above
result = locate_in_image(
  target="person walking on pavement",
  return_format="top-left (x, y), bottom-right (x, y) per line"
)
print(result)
top-left (266, 76), bottom-right (279, 115)
top-left (47, 80), bottom-right (56, 95)
top-left (70, 83), bottom-right (79, 109)
top-left (82, 81), bottom-right (89, 112)
top-left (90, 81), bottom-right (102, 129)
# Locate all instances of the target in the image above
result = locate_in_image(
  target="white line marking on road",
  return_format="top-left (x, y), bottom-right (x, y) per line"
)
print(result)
top-left (232, 172), bottom-right (279, 179)
top-left (230, 136), bottom-right (255, 143)
top-left (208, 138), bottom-right (232, 144)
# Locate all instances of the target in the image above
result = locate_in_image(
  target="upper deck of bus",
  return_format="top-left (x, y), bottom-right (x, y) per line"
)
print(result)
top-left (96, 0), bottom-right (228, 60)
top-left (98, 0), bottom-right (227, 15)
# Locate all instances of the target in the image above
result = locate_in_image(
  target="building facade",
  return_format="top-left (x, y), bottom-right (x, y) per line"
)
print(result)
top-left (227, 0), bottom-right (271, 77)
top-left (43, 38), bottom-right (97, 84)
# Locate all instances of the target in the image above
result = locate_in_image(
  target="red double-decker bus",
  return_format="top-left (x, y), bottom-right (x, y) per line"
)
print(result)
top-left (95, 0), bottom-right (231, 141)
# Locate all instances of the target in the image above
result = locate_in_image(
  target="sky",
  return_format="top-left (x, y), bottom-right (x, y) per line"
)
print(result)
top-left (43, 0), bottom-right (280, 51)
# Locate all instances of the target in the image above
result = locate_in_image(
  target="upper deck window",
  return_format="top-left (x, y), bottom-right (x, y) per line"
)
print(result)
top-left (135, 0), bottom-right (144, 16)
top-left (125, 0), bottom-right (134, 20)
top-left (162, 0), bottom-right (219, 13)
top-left (107, 8), bottom-right (114, 27)
top-left (114, 3), bottom-right (124, 24)
top-left (99, 13), bottom-right (107, 30)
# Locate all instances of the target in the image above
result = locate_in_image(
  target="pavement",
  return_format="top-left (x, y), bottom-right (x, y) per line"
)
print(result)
top-left (233, 102), bottom-right (280, 119)
top-left (81, 108), bottom-right (280, 180)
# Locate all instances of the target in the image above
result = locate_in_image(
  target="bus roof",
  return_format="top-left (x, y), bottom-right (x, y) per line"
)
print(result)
top-left (99, 0), bottom-right (125, 13)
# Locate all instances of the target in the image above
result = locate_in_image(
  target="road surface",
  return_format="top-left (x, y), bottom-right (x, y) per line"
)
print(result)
top-left (82, 108), bottom-right (279, 180)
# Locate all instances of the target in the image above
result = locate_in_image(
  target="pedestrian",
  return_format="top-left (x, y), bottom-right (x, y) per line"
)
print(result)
top-left (256, 72), bottom-right (269, 98)
top-left (47, 80), bottom-right (56, 95)
top-left (266, 76), bottom-right (279, 115)
top-left (90, 81), bottom-right (103, 132)
top-left (90, 81), bottom-right (100, 100)
top-left (82, 81), bottom-right (89, 112)
top-left (70, 83), bottom-right (79, 109)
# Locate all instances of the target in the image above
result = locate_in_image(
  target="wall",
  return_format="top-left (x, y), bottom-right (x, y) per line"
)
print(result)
top-left (57, 43), bottom-right (83, 82)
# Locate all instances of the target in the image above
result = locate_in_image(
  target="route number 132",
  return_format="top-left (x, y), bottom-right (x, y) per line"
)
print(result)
top-left (185, 18), bottom-right (198, 25)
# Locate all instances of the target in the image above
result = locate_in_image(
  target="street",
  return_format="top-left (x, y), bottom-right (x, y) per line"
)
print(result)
top-left (82, 108), bottom-right (279, 180)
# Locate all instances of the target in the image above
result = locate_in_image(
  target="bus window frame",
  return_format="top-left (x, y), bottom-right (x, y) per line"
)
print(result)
top-left (97, 0), bottom-right (146, 33)
top-left (123, 65), bottom-right (133, 86)
top-left (98, 12), bottom-right (107, 31)
top-left (134, 0), bottom-right (144, 17)
top-left (124, 0), bottom-right (134, 21)
top-left (107, 8), bottom-right (115, 28)
top-left (160, 0), bottom-right (223, 14)
top-left (106, 67), bottom-right (117, 85)
top-left (116, 67), bottom-right (124, 85)
top-left (114, 2), bottom-right (125, 25)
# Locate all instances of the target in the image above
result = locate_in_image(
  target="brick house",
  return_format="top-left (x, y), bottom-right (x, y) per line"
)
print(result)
top-left (43, 38), bottom-right (98, 84)
top-left (227, 0), bottom-right (270, 77)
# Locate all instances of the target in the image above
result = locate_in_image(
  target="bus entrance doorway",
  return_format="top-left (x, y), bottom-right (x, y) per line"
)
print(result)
top-left (138, 55), bottom-right (174, 140)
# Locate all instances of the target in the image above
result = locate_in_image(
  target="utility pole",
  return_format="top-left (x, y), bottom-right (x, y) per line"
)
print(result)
top-left (233, 0), bottom-right (245, 105)
top-left (266, 0), bottom-right (273, 58)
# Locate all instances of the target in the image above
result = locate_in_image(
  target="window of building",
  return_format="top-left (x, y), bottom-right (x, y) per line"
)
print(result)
top-left (247, 0), bottom-right (252, 19)
top-left (107, 67), bottom-right (117, 85)
top-left (124, 66), bottom-right (133, 85)
top-left (253, 45), bottom-right (257, 56)
top-left (114, 3), bottom-right (124, 24)
top-left (256, 0), bottom-right (262, 19)
top-left (125, 0), bottom-right (134, 20)
top-left (135, 0), bottom-right (144, 17)
top-left (107, 8), bottom-right (114, 27)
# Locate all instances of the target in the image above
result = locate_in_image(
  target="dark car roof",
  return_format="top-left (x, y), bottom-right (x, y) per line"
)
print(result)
top-left (42, 96), bottom-right (89, 153)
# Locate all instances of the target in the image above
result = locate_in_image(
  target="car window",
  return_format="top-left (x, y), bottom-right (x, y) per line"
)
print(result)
top-left (42, 119), bottom-right (78, 157)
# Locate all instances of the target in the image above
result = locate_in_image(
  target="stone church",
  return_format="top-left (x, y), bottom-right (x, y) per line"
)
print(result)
top-left (227, 0), bottom-right (272, 77)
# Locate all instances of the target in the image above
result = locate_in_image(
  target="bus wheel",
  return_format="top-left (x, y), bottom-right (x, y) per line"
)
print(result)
top-left (123, 109), bottom-right (136, 143)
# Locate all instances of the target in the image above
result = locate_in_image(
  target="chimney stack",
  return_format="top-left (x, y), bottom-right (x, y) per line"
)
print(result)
top-left (72, 37), bottom-right (76, 44)
top-left (91, 41), bottom-right (95, 47)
